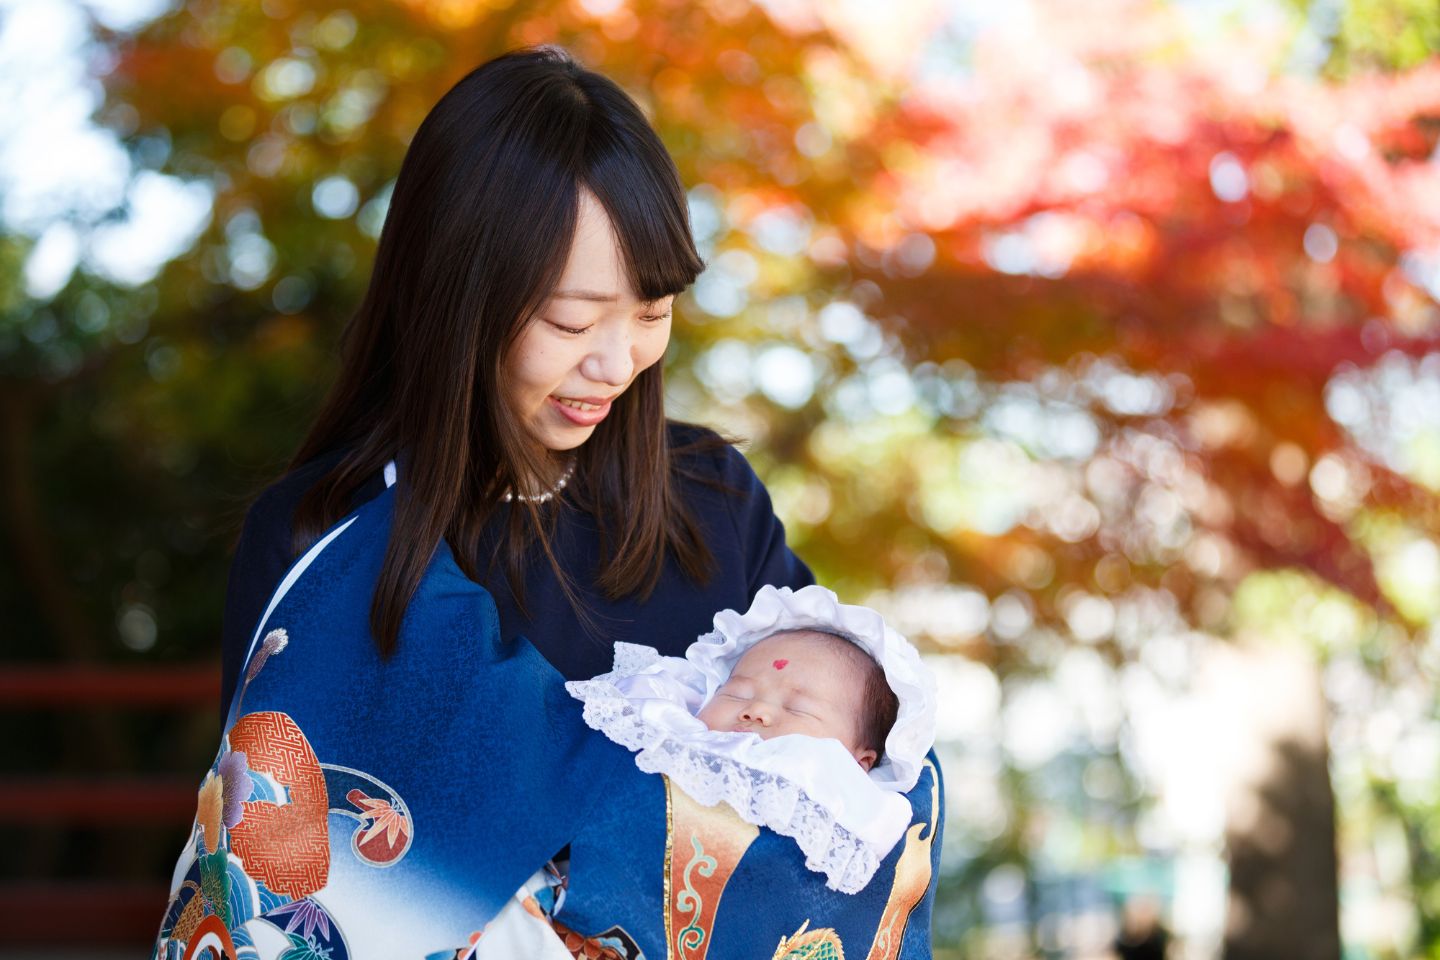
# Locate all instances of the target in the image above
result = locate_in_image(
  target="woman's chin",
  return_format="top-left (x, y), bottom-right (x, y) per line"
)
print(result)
top-left (534, 420), bottom-right (597, 452)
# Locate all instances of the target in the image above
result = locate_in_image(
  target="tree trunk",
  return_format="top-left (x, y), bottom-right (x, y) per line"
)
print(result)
top-left (1220, 643), bottom-right (1340, 960)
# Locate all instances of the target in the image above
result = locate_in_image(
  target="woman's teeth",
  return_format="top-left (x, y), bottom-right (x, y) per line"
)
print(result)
top-left (556, 398), bottom-right (603, 411)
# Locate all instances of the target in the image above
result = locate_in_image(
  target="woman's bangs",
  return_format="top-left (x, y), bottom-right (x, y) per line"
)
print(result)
top-left (585, 154), bottom-right (705, 304)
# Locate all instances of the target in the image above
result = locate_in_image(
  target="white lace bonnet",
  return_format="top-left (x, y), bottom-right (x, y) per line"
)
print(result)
top-left (565, 584), bottom-right (938, 893)
top-left (687, 584), bottom-right (937, 792)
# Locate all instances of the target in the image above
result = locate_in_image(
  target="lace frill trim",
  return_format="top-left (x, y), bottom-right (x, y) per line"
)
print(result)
top-left (566, 677), bottom-right (881, 894)
top-left (609, 641), bottom-right (663, 676)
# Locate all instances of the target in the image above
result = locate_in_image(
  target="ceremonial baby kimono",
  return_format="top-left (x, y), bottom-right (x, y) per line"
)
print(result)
top-left (154, 488), bottom-right (945, 960)
top-left (565, 584), bottom-right (938, 894)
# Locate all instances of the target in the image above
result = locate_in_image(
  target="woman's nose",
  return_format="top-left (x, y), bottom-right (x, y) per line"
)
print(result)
top-left (580, 328), bottom-right (635, 386)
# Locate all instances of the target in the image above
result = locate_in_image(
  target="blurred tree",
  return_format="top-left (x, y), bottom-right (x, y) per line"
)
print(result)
top-left (1290, 0), bottom-right (1440, 74)
top-left (809, 5), bottom-right (1439, 955)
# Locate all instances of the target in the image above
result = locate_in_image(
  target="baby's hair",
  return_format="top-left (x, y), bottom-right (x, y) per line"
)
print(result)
top-left (767, 627), bottom-right (899, 765)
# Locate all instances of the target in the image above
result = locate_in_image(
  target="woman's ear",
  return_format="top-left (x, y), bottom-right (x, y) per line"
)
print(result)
top-left (854, 747), bottom-right (878, 772)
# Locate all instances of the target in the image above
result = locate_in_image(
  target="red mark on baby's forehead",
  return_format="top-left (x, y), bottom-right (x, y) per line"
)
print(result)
top-left (772, 659), bottom-right (789, 670)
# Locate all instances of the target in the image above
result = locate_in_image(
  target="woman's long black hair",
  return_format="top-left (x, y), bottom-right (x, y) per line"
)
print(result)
top-left (289, 47), bottom-right (712, 655)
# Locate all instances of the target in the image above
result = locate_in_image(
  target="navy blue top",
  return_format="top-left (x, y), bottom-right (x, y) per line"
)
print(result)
top-left (219, 423), bottom-right (814, 720)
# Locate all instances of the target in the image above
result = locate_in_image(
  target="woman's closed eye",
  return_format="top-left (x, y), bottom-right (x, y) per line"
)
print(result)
top-left (546, 311), bottom-right (667, 335)
top-left (546, 319), bottom-right (591, 336)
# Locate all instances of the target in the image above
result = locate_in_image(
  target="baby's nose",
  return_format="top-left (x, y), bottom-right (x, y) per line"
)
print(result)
top-left (739, 702), bottom-right (772, 725)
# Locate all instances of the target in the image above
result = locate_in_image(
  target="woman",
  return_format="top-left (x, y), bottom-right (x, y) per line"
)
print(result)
top-left (172, 48), bottom-right (941, 960)
top-left (218, 47), bottom-right (812, 721)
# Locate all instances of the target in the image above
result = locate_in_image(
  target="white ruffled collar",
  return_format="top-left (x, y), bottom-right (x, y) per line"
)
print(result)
top-left (686, 584), bottom-right (937, 793)
top-left (564, 585), bottom-right (937, 893)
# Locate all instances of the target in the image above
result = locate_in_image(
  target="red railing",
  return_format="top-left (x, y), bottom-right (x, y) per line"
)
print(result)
top-left (0, 664), bottom-right (219, 707)
top-left (0, 664), bottom-right (219, 946)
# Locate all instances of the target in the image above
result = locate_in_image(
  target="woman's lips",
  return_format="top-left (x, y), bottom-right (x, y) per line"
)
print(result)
top-left (549, 394), bottom-right (613, 427)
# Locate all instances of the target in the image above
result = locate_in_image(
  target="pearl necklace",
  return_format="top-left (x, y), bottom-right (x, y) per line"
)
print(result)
top-left (503, 459), bottom-right (576, 504)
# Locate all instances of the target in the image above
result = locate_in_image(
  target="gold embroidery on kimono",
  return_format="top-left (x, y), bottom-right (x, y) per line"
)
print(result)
top-left (865, 760), bottom-right (939, 960)
top-left (663, 776), bottom-right (760, 960)
top-left (772, 919), bottom-right (846, 960)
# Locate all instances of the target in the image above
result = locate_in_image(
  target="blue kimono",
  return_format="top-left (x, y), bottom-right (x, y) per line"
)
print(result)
top-left (155, 486), bottom-right (944, 959)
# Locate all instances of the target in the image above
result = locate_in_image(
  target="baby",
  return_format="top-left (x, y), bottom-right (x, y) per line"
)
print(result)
top-left (695, 627), bottom-right (899, 773)
top-left (565, 584), bottom-right (936, 894)
top-left (463, 595), bottom-right (931, 959)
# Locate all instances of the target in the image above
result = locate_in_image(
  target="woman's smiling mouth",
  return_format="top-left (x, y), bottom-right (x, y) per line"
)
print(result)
top-left (549, 395), bottom-right (614, 426)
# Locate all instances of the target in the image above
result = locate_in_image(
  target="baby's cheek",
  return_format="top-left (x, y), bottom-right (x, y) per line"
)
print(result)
top-left (696, 700), bottom-right (724, 730)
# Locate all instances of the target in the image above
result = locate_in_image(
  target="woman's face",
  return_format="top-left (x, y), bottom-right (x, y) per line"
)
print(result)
top-left (505, 190), bottom-right (674, 452)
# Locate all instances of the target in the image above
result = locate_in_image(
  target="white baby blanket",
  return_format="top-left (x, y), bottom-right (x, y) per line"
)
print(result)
top-left (565, 584), bottom-right (938, 894)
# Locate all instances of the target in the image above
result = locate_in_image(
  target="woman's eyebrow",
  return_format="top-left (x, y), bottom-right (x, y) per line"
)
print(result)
top-left (553, 288), bottom-right (620, 302)
top-left (553, 290), bottom-right (673, 307)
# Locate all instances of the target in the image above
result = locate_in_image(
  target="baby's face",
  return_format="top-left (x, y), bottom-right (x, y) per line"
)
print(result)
top-left (696, 630), bottom-right (877, 771)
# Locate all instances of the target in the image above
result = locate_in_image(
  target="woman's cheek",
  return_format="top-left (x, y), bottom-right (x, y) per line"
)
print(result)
top-left (638, 322), bottom-right (671, 371)
top-left (503, 333), bottom-right (556, 414)
top-left (513, 375), bottom-right (545, 417)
